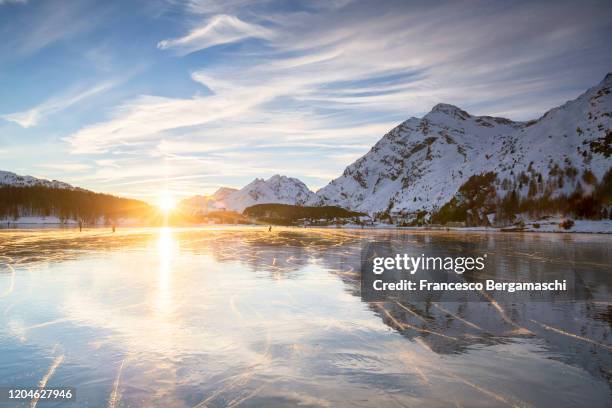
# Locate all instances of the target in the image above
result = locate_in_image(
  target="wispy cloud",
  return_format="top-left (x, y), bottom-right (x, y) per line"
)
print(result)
top-left (36, 163), bottom-right (92, 172)
top-left (157, 14), bottom-right (273, 55)
top-left (2, 1), bottom-right (107, 57)
top-left (57, 0), bottom-right (612, 198)
top-left (4, 0), bottom-right (609, 200)
top-left (3, 80), bottom-right (119, 128)
top-left (0, 0), bottom-right (27, 5)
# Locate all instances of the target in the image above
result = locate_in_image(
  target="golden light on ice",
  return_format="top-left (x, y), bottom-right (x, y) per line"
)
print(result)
top-left (156, 227), bottom-right (175, 314)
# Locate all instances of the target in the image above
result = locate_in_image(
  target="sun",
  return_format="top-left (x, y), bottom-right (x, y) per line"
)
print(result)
top-left (158, 194), bottom-right (176, 213)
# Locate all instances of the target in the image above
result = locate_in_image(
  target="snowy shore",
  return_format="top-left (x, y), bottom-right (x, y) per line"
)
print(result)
top-left (2, 216), bottom-right (611, 234)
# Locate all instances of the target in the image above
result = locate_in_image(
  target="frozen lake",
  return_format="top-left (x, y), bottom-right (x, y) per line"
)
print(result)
top-left (0, 227), bottom-right (610, 407)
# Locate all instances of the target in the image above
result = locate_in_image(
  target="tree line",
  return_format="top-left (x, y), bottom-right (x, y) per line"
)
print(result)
top-left (0, 186), bottom-right (152, 224)
top-left (431, 168), bottom-right (612, 226)
top-left (243, 203), bottom-right (364, 225)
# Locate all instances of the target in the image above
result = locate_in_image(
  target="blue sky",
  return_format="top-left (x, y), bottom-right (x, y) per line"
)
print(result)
top-left (1, 0), bottom-right (611, 204)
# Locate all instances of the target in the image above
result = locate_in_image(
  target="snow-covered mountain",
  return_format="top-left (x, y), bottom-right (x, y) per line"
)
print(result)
top-left (315, 73), bottom-right (612, 216)
top-left (0, 170), bottom-right (74, 189)
top-left (179, 187), bottom-right (239, 214)
top-left (213, 187), bottom-right (239, 201)
top-left (181, 175), bottom-right (316, 213)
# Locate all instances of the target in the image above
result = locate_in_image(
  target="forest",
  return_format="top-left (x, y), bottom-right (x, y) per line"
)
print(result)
top-left (243, 203), bottom-right (364, 225)
top-left (430, 168), bottom-right (612, 227)
top-left (0, 186), bottom-right (152, 224)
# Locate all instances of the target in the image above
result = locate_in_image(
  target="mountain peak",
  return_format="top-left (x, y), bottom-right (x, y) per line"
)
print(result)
top-left (0, 170), bottom-right (74, 190)
top-left (214, 186), bottom-right (237, 194)
top-left (427, 103), bottom-right (471, 120)
top-left (268, 174), bottom-right (285, 182)
top-left (212, 187), bottom-right (238, 200)
top-left (183, 174), bottom-right (316, 213)
top-left (315, 75), bottom-right (611, 216)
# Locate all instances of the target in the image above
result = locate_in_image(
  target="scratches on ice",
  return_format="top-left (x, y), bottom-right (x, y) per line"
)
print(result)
top-left (478, 290), bottom-right (533, 335)
top-left (0, 256), bottom-right (15, 298)
top-left (191, 297), bottom-right (272, 408)
top-left (443, 371), bottom-right (526, 408)
top-left (394, 300), bottom-right (429, 323)
top-left (226, 382), bottom-right (268, 408)
top-left (108, 359), bottom-right (126, 408)
top-left (31, 352), bottom-right (64, 408)
top-left (529, 319), bottom-right (611, 350)
top-left (373, 302), bottom-right (457, 340)
top-left (431, 303), bottom-right (483, 331)
top-left (22, 301), bottom-right (147, 332)
top-left (408, 337), bottom-right (528, 408)
top-left (229, 295), bottom-right (243, 321)
top-left (398, 351), bottom-right (430, 385)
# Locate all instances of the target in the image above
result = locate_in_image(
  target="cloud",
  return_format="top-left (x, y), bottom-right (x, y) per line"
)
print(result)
top-left (2, 1), bottom-right (107, 57)
top-left (56, 0), bottom-right (612, 199)
top-left (64, 85), bottom-right (274, 153)
top-left (3, 80), bottom-right (118, 128)
top-left (156, 140), bottom-right (239, 153)
top-left (36, 163), bottom-right (92, 172)
top-left (0, 0), bottom-right (27, 5)
top-left (157, 14), bottom-right (273, 54)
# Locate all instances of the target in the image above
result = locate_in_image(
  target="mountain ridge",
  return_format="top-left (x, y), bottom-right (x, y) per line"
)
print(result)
top-left (0, 170), bottom-right (76, 190)
top-left (4, 74), bottom-right (611, 224)
top-left (180, 174), bottom-right (317, 213)
top-left (313, 73), bottom-right (612, 219)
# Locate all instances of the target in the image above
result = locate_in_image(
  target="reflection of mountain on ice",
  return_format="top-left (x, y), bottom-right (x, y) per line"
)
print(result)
top-left (4, 227), bottom-right (608, 386)
top-left (198, 229), bottom-right (611, 384)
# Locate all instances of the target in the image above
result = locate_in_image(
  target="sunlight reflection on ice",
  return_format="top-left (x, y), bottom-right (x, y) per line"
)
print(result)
top-left (155, 227), bottom-right (175, 315)
top-left (0, 227), bottom-right (609, 407)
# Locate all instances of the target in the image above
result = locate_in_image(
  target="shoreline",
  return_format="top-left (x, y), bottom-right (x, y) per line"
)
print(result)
top-left (1, 222), bottom-right (611, 234)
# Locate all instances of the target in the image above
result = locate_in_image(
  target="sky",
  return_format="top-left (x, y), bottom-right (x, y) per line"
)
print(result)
top-left (1, 0), bottom-right (611, 204)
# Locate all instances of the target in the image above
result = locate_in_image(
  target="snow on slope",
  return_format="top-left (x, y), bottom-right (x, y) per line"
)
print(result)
top-left (223, 175), bottom-right (316, 212)
top-left (181, 175), bottom-right (316, 213)
top-left (0, 170), bottom-right (74, 189)
top-left (213, 187), bottom-right (239, 201)
top-left (179, 187), bottom-right (239, 214)
top-left (315, 74), bottom-right (612, 215)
